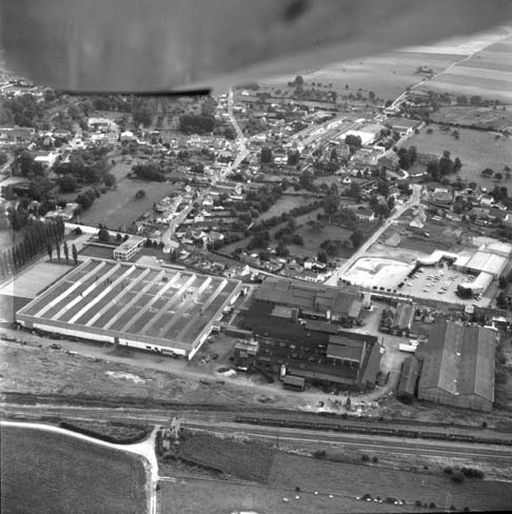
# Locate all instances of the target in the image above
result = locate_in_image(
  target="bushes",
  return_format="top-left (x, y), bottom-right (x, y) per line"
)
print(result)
top-left (361, 454), bottom-right (370, 462)
top-left (461, 467), bottom-right (484, 479)
top-left (451, 470), bottom-right (466, 483)
top-left (313, 450), bottom-right (326, 459)
top-left (59, 420), bottom-right (151, 444)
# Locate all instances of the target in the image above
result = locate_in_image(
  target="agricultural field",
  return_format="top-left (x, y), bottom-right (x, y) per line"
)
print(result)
top-left (261, 50), bottom-right (462, 103)
top-left (0, 425), bottom-right (147, 514)
top-left (416, 33), bottom-right (512, 103)
top-left (162, 430), bottom-right (275, 483)
top-left (403, 124), bottom-right (512, 187)
top-left (431, 106), bottom-right (512, 131)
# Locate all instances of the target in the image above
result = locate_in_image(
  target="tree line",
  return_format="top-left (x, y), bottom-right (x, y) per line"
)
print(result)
top-left (0, 218), bottom-right (69, 279)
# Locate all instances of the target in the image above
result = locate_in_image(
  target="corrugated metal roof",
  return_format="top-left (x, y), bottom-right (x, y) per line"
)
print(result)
top-left (327, 342), bottom-right (363, 363)
top-left (418, 321), bottom-right (496, 403)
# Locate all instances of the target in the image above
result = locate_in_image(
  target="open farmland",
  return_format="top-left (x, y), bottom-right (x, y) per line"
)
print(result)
top-left (403, 124), bottom-right (512, 186)
top-left (261, 50), bottom-right (462, 102)
top-left (163, 430), bottom-right (274, 483)
top-left (416, 32), bottom-right (512, 102)
top-left (0, 425), bottom-right (147, 514)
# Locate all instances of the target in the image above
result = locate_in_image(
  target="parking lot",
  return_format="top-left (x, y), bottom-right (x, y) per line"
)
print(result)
top-left (400, 262), bottom-right (492, 307)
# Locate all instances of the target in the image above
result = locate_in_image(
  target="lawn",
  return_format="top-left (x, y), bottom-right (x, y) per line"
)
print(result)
top-left (403, 124), bottom-right (512, 188)
top-left (79, 176), bottom-right (178, 231)
top-left (258, 194), bottom-right (313, 222)
top-left (79, 244), bottom-right (116, 260)
top-left (0, 425), bottom-right (148, 514)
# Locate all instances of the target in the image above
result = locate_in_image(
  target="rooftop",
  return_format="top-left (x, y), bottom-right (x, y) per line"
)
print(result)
top-left (17, 258), bottom-right (241, 352)
top-left (418, 321), bottom-right (496, 403)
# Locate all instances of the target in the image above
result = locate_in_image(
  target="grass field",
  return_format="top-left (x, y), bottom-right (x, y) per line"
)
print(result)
top-left (258, 195), bottom-right (313, 222)
top-left (431, 106), bottom-right (512, 131)
top-left (403, 124), bottom-right (512, 187)
top-left (270, 453), bottom-right (512, 513)
top-left (166, 429), bottom-right (275, 483)
top-left (79, 174), bottom-right (177, 230)
top-left (0, 425), bottom-right (147, 514)
top-left (160, 479), bottom-right (399, 514)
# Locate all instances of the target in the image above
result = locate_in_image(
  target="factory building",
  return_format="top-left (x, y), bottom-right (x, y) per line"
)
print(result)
top-left (16, 258), bottom-right (242, 359)
top-left (416, 321), bottom-right (497, 412)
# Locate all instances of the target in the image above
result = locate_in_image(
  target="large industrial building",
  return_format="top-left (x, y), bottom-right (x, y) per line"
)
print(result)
top-left (253, 276), bottom-right (363, 322)
top-left (16, 258), bottom-right (242, 359)
top-left (416, 321), bottom-right (497, 412)
top-left (235, 295), bottom-right (381, 391)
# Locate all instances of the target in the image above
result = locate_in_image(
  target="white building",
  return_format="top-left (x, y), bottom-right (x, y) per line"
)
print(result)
top-left (113, 236), bottom-right (145, 261)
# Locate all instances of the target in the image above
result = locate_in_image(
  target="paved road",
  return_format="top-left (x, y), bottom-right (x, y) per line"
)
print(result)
top-left (324, 184), bottom-right (422, 286)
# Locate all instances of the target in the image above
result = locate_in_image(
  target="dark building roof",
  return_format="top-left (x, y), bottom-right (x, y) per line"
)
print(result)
top-left (393, 302), bottom-right (415, 330)
top-left (283, 375), bottom-right (305, 388)
top-left (417, 321), bottom-right (496, 404)
top-left (397, 356), bottom-right (420, 399)
top-left (304, 320), bottom-right (339, 334)
top-left (254, 277), bottom-right (362, 318)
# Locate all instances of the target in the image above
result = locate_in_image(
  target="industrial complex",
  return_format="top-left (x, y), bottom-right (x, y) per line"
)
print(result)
top-left (16, 258), bottom-right (242, 359)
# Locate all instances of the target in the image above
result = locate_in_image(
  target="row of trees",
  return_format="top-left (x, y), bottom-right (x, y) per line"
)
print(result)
top-left (0, 218), bottom-right (65, 279)
top-left (47, 240), bottom-right (79, 265)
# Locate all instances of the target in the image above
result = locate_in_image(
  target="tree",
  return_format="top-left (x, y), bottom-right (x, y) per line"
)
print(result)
top-left (323, 195), bottom-right (339, 221)
top-left (427, 160), bottom-right (440, 181)
top-left (72, 244), bottom-right (78, 265)
top-left (350, 229), bottom-right (364, 249)
top-left (368, 91), bottom-right (376, 101)
top-left (104, 172), bottom-right (116, 187)
top-left (0, 152), bottom-right (8, 166)
top-left (345, 134), bottom-right (362, 152)
top-left (98, 227), bottom-right (110, 242)
top-left (292, 234), bottom-right (304, 245)
top-left (260, 146), bottom-right (273, 164)
top-left (56, 243), bottom-right (61, 262)
top-left (59, 174), bottom-right (78, 193)
top-left (63, 242), bottom-right (69, 263)
top-left (317, 250), bottom-right (328, 263)
top-left (495, 172), bottom-right (503, 181)
top-left (349, 182), bottom-right (362, 200)
top-left (47, 243), bottom-right (52, 260)
top-left (135, 189), bottom-right (146, 200)
top-left (276, 242), bottom-right (290, 257)
top-left (454, 157), bottom-right (462, 172)
top-left (439, 151), bottom-right (454, 176)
